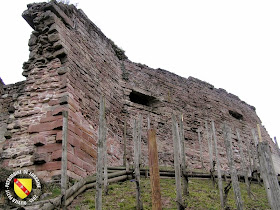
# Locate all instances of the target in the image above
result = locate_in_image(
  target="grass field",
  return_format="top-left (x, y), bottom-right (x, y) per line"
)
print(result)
top-left (67, 177), bottom-right (270, 210)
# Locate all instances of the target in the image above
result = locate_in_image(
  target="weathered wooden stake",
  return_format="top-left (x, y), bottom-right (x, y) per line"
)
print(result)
top-left (179, 114), bottom-right (188, 196)
top-left (252, 128), bottom-right (259, 146)
top-left (211, 120), bottom-right (224, 209)
top-left (133, 118), bottom-right (143, 210)
top-left (223, 124), bottom-right (243, 210)
top-left (223, 181), bottom-right (232, 208)
top-left (179, 114), bottom-right (188, 191)
top-left (123, 120), bottom-right (127, 167)
top-left (245, 137), bottom-right (253, 175)
top-left (205, 121), bottom-right (215, 185)
top-left (256, 124), bottom-right (262, 142)
top-left (197, 128), bottom-right (205, 170)
top-left (104, 122), bottom-right (108, 195)
top-left (205, 121), bottom-right (213, 170)
top-left (148, 114), bottom-right (151, 130)
top-left (61, 111), bottom-right (68, 210)
top-left (257, 126), bottom-right (280, 210)
top-left (236, 130), bottom-right (250, 198)
top-left (251, 129), bottom-right (261, 184)
top-left (172, 114), bottom-right (184, 209)
top-left (137, 115), bottom-right (142, 166)
top-left (95, 96), bottom-right (106, 210)
top-left (148, 129), bottom-right (162, 210)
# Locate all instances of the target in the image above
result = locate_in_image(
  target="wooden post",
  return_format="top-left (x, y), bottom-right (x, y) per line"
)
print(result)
top-left (123, 120), bottom-right (127, 167)
top-left (179, 114), bottom-right (188, 196)
top-left (205, 121), bottom-right (215, 185)
top-left (251, 128), bottom-right (259, 146)
top-left (245, 137), bottom-right (253, 175)
top-left (197, 128), bottom-right (205, 169)
top-left (137, 115), bottom-right (142, 166)
top-left (95, 96), bottom-right (106, 210)
top-left (251, 129), bottom-right (259, 166)
top-left (258, 142), bottom-right (280, 210)
top-left (61, 111), bottom-right (68, 210)
top-left (172, 114), bottom-right (184, 209)
top-left (104, 122), bottom-right (108, 195)
top-left (256, 124), bottom-right (263, 142)
top-left (251, 129), bottom-right (260, 183)
top-left (148, 114), bottom-right (151, 130)
top-left (205, 121), bottom-right (213, 171)
top-left (257, 125), bottom-right (280, 210)
top-left (223, 124), bottom-right (243, 210)
top-left (148, 129), bottom-right (162, 210)
top-left (211, 120), bottom-right (224, 209)
top-left (236, 130), bottom-right (250, 198)
top-left (133, 118), bottom-right (143, 210)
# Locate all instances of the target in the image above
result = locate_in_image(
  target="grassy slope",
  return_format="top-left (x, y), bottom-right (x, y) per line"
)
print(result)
top-left (68, 178), bottom-right (270, 210)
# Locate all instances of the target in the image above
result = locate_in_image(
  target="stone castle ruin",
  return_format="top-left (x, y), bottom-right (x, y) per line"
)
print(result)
top-left (0, 1), bottom-right (279, 181)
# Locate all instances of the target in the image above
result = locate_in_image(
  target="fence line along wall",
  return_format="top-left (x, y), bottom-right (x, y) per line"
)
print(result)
top-left (0, 1), bottom-right (279, 181)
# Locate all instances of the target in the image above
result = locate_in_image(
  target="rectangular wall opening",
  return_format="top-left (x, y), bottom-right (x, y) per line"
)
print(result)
top-left (129, 90), bottom-right (157, 106)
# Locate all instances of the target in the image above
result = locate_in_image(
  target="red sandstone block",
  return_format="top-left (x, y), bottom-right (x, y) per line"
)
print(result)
top-left (80, 142), bottom-right (97, 159)
top-left (82, 132), bottom-right (97, 146)
top-left (80, 125), bottom-right (94, 137)
top-left (40, 115), bottom-right (63, 123)
top-left (68, 110), bottom-right (79, 122)
top-left (68, 152), bottom-right (83, 168)
top-left (68, 97), bottom-right (79, 109)
top-left (14, 110), bottom-right (40, 118)
top-left (40, 130), bottom-right (59, 136)
top-left (74, 147), bottom-right (92, 162)
top-left (87, 136), bottom-right (96, 146)
top-left (36, 143), bottom-right (62, 153)
top-left (68, 124), bottom-right (82, 137)
top-left (83, 161), bottom-right (94, 172)
top-left (45, 111), bottom-right (52, 118)
top-left (56, 131), bottom-right (62, 141)
top-left (73, 165), bottom-right (87, 177)
top-left (51, 149), bottom-right (62, 161)
top-left (56, 130), bottom-right (81, 147)
top-left (28, 119), bottom-right (63, 133)
top-left (34, 152), bottom-right (48, 164)
top-left (48, 99), bottom-right (59, 106)
top-left (36, 161), bottom-right (61, 171)
top-left (51, 106), bottom-right (67, 116)
top-left (67, 161), bottom-right (73, 171)
top-left (31, 135), bottom-right (47, 146)
top-left (68, 134), bottom-right (81, 148)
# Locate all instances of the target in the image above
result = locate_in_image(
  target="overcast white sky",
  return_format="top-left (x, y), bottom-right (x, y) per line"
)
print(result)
top-left (0, 0), bottom-right (279, 145)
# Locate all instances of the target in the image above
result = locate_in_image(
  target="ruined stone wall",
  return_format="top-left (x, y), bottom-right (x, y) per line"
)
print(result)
top-left (121, 62), bottom-right (278, 172)
top-left (63, 5), bottom-right (125, 170)
top-left (0, 2), bottom-right (73, 181)
top-left (1, 1), bottom-right (125, 181)
top-left (0, 1), bottom-right (279, 181)
top-left (0, 56), bottom-right (66, 180)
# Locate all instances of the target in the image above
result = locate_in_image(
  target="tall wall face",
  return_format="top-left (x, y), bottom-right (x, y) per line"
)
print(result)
top-left (121, 62), bottom-right (278, 171)
top-left (0, 1), bottom-right (125, 181)
top-left (0, 1), bottom-right (279, 181)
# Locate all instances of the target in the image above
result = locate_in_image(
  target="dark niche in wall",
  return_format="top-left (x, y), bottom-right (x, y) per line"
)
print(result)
top-left (129, 90), bottom-right (157, 106)
top-left (229, 110), bottom-right (243, 120)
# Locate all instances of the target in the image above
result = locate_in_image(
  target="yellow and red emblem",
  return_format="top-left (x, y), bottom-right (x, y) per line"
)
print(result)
top-left (14, 178), bottom-right (32, 199)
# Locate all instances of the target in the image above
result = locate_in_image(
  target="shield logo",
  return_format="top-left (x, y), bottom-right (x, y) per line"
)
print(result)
top-left (14, 178), bottom-right (32, 199)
